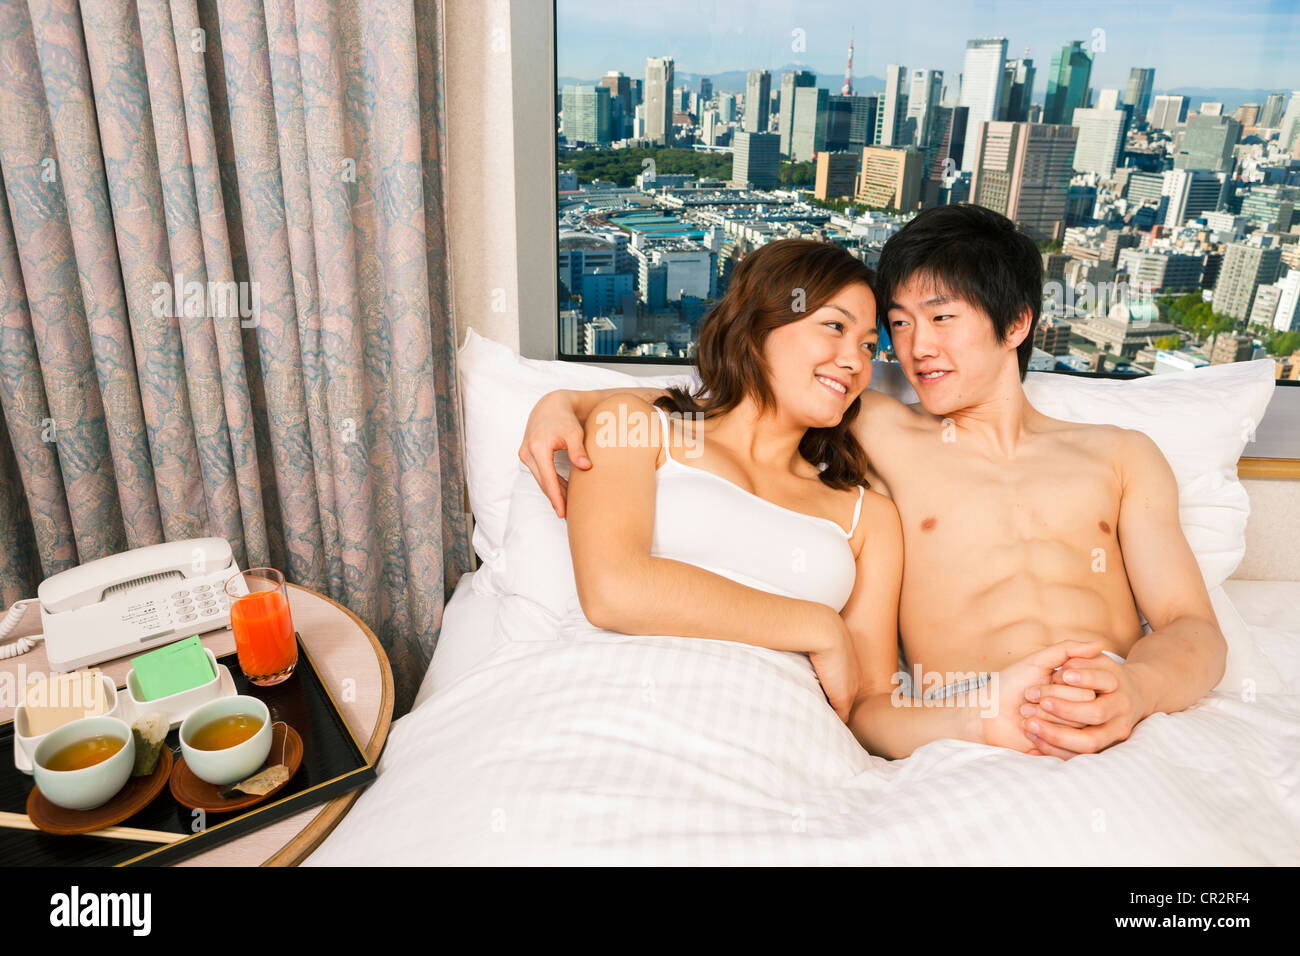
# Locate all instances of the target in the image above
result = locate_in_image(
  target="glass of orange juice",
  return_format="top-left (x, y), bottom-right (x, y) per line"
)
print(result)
top-left (224, 568), bottom-right (297, 686)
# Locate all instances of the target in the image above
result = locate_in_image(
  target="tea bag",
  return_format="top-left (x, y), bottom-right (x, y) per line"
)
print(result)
top-left (218, 764), bottom-right (290, 799)
top-left (131, 713), bottom-right (169, 777)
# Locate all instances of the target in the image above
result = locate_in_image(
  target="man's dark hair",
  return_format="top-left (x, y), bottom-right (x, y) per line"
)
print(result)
top-left (875, 203), bottom-right (1042, 381)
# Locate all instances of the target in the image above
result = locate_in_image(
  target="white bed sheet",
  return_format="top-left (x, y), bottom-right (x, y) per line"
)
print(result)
top-left (306, 575), bottom-right (1300, 866)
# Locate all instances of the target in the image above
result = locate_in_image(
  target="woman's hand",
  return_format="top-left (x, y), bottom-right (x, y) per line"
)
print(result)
top-left (518, 390), bottom-right (591, 517)
top-left (807, 608), bottom-right (863, 723)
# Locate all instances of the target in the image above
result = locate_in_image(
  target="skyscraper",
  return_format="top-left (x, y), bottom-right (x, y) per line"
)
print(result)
top-left (1279, 91), bottom-right (1300, 151)
top-left (562, 86), bottom-right (613, 144)
top-left (969, 121), bottom-right (1079, 240)
top-left (744, 70), bottom-right (772, 132)
top-left (1271, 270), bottom-right (1300, 333)
top-left (1072, 107), bottom-right (1128, 177)
top-left (1162, 169), bottom-right (1228, 227)
top-left (1001, 58), bottom-right (1035, 122)
top-left (925, 105), bottom-right (968, 179)
top-left (1150, 94), bottom-right (1189, 131)
top-left (779, 70), bottom-right (817, 158)
top-left (827, 94), bottom-right (875, 154)
top-left (1044, 42), bottom-right (1093, 125)
top-left (847, 95), bottom-right (878, 153)
top-left (790, 87), bottom-right (830, 162)
top-left (1259, 92), bottom-right (1287, 129)
top-left (1174, 115), bottom-right (1242, 172)
top-left (645, 56), bottom-right (674, 146)
top-left (1124, 68), bottom-right (1155, 124)
top-left (1095, 88), bottom-right (1121, 111)
top-left (717, 92), bottom-right (737, 124)
top-left (876, 65), bottom-right (909, 147)
top-left (599, 72), bottom-right (632, 140)
top-left (906, 69), bottom-right (943, 147)
top-left (732, 131), bottom-right (780, 189)
top-left (959, 38), bottom-right (1008, 170)
top-left (1214, 242), bottom-right (1282, 320)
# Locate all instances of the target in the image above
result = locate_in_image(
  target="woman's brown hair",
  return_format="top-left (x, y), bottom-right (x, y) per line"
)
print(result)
top-left (654, 238), bottom-right (876, 490)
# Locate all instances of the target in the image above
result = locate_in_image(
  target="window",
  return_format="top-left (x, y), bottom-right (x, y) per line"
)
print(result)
top-left (552, 0), bottom-right (1300, 385)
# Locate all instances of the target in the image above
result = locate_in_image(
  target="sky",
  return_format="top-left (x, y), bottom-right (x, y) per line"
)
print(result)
top-left (557, 0), bottom-right (1300, 95)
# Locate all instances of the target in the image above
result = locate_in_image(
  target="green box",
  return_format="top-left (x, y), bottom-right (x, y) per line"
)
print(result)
top-left (130, 635), bottom-right (215, 701)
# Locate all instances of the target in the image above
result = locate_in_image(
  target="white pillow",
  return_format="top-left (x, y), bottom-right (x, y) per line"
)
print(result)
top-left (1022, 358), bottom-right (1277, 590)
top-left (499, 463), bottom-right (582, 623)
top-left (458, 328), bottom-right (698, 583)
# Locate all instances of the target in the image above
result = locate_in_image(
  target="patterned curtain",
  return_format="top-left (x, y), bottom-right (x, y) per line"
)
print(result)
top-left (0, 0), bottom-right (471, 715)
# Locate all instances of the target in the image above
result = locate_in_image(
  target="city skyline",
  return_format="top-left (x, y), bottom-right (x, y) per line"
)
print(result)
top-left (558, 0), bottom-right (1300, 98)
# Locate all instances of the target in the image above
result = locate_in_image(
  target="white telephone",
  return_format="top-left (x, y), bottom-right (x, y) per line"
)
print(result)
top-left (30, 537), bottom-right (245, 672)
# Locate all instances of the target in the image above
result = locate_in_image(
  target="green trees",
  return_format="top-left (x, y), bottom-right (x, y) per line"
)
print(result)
top-left (558, 148), bottom-right (820, 190)
top-left (558, 147), bottom-right (733, 187)
top-left (803, 194), bottom-right (902, 217)
top-left (1266, 330), bottom-right (1300, 356)
top-left (779, 161), bottom-right (815, 187)
top-left (1159, 293), bottom-right (1236, 337)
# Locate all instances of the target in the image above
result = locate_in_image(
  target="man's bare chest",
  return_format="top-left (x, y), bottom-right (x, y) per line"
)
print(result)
top-left (874, 439), bottom-right (1123, 557)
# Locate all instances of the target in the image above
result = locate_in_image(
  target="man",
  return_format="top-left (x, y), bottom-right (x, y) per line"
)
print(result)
top-left (520, 204), bottom-right (1225, 759)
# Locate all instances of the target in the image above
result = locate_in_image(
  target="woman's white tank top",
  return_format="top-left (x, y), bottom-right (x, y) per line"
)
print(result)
top-left (648, 405), bottom-right (865, 613)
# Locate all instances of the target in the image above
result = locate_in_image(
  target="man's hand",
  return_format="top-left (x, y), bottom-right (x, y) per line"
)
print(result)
top-left (518, 390), bottom-right (591, 517)
top-left (978, 641), bottom-right (1105, 753)
top-left (1020, 656), bottom-right (1155, 758)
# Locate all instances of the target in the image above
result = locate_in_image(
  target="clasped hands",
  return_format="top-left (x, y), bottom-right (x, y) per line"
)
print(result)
top-left (1018, 644), bottom-right (1153, 759)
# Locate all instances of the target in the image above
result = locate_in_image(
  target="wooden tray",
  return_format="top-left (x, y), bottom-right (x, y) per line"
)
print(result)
top-left (0, 635), bottom-right (375, 866)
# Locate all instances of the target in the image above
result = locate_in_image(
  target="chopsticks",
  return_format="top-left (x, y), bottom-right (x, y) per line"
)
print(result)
top-left (0, 811), bottom-right (183, 843)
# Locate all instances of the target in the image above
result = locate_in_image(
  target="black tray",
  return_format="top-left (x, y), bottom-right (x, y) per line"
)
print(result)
top-left (1, 634), bottom-right (376, 865)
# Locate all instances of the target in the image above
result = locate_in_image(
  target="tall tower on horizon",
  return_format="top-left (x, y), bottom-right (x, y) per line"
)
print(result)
top-left (842, 28), bottom-right (855, 95)
top-left (645, 56), bottom-right (674, 146)
top-left (959, 37), bottom-right (1008, 172)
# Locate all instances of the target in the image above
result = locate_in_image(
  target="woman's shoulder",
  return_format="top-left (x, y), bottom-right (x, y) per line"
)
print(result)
top-left (846, 485), bottom-right (900, 553)
top-left (583, 393), bottom-right (670, 466)
top-left (860, 488), bottom-right (901, 533)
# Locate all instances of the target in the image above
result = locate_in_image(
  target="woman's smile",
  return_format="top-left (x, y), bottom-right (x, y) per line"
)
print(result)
top-left (815, 374), bottom-right (849, 397)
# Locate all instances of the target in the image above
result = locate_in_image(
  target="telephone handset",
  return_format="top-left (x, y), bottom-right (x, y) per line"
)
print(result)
top-left (35, 537), bottom-right (245, 672)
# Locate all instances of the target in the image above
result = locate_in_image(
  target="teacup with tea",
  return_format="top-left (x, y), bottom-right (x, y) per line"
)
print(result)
top-left (179, 695), bottom-right (272, 786)
top-left (32, 716), bottom-right (136, 811)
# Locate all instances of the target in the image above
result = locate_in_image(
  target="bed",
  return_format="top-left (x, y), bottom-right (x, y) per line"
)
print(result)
top-left (303, 333), bottom-right (1300, 866)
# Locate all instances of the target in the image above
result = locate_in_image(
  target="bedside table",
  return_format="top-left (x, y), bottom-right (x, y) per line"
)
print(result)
top-left (0, 583), bottom-right (393, 866)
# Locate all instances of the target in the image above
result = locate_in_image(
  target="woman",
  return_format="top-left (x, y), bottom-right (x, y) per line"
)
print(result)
top-left (541, 239), bottom-right (898, 724)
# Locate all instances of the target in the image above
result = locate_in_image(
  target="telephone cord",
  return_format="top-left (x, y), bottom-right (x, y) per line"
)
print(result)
top-left (0, 599), bottom-right (41, 659)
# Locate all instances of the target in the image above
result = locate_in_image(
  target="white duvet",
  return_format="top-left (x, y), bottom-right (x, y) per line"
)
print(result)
top-left (306, 580), bottom-right (1300, 866)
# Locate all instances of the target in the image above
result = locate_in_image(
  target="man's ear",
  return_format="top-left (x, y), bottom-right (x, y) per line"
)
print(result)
top-left (1006, 306), bottom-right (1034, 351)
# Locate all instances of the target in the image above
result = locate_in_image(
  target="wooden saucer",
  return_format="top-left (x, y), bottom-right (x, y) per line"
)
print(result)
top-left (26, 747), bottom-right (174, 836)
top-left (169, 722), bottom-right (302, 813)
